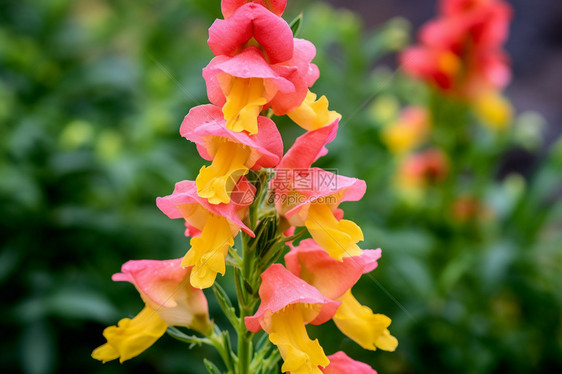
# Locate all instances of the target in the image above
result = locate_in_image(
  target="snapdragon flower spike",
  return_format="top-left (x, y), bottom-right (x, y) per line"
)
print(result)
top-left (285, 239), bottom-right (398, 352)
top-left (180, 104), bottom-right (283, 204)
top-left (321, 352), bottom-right (378, 374)
top-left (272, 122), bottom-right (367, 260)
top-left (203, 39), bottom-right (319, 134)
top-left (92, 259), bottom-right (211, 363)
top-left (221, 0), bottom-right (287, 18)
top-left (156, 180), bottom-right (255, 289)
top-left (245, 264), bottom-right (340, 374)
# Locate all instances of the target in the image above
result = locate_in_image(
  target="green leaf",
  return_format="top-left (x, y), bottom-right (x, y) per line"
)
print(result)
top-left (221, 330), bottom-right (237, 370)
top-left (20, 321), bottom-right (56, 374)
top-left (166, 327), bottom-right (210, 347)
top-left (212, 283), bottom-right (239, 327)
top-left (47, 288), bottom-right (118, 322)
top-left (255, 330), bottom-right (271, 351)
top-left (289, 13), bottom-right (303, 37)
top-left (203, 358), bottom-right (222, 374)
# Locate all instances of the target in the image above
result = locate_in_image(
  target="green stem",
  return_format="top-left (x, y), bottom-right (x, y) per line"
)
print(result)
top-left (235, 169), bottom-right (271, 373)
top-left (209, 328), bottom-right (235, 374)
top-left (236, 236), bottom-right (254, 374)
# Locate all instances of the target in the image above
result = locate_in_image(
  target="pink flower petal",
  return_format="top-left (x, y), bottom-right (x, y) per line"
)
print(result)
top-left (209, 3), bottom-right (293, 64)
top-left (245, 264), bottom-right (340, 332)
top-left (112, 259), bottom-right (186, 308)
top-left (268, 39), bottom-right (320, 114)
top-left (284, 38), bottom-right (320, 87)
top-left (202, 47), bottom-right (296, 106)
top-left (267, 66), bottom-right (309, 114)
top-left (401, 47), bottom-right (454, 90)
top-left (203, 39), bottom-right (319, 116)
top-left (180, 104), bottom-right (283, 169)
top-left (277, 121), bottom-right (339, 170)
top-left (283, 169), bottom-right (366, 220)
top-left (156, 179), bottom-right (255, 236)
top-left (221, 0), bottom-right (287, 18)
top-left (112, 258), bottom-right (210, 328)
top-left (322, 352), bottom-right (377, 374)
top-left (285, 239), bottom-right (381, 300)
top-left (184, 221), bottom-right (201, 237)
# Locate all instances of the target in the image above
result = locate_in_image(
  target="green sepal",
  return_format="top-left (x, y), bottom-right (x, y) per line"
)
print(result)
top-left (203, 359), bottom-right (222, 374)
top-left (289, 13), bottom-right (303, 37)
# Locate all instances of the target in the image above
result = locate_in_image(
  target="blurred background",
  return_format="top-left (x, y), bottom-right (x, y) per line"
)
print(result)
top-left (1, 0), bottom-right (561, 373)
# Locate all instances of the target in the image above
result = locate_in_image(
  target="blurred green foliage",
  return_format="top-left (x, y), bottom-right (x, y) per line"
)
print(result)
top-left (1, 0), bottom-right (561, 373)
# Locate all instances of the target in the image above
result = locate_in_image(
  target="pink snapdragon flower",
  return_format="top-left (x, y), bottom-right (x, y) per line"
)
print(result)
top-left (245, 264), bottom-right (339, 373)
top-left (286, 239), bottom-right (398, 352)
top-left (92, 259), bottom-right (211, 363)
top-left (203, 39), bottom-right (319, 134)
top-left (180, 104), bottom-right (283, 204)
top-left (271, 122), bottom-right (367, 260)
top-left (157, 180), bottom-right (255, 288)
top-left (209, 2), bottom-right (293, 64)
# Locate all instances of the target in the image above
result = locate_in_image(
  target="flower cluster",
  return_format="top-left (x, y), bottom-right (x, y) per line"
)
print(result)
top-left (92, 0), bottom-right (396, 372)
top-left (401, 0), bottom-right (513, 130)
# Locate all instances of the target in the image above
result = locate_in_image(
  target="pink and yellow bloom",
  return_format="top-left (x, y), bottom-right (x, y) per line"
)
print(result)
top-left (382, 106), bottom-right (430, 154)
top-left (271, 122), bottom-right (367, 260)
top-left (157, 180), bottom-right (255, 289)
top-left (203, 39), bottom-right (320, 134)
top-left (204, 0), bottom-right (337, 134)
top-left (286, 239), bottom-right (398, 351)
top-left (180, 104), bottom-right (283, 204)
top-left (396, 148), bottom-right (448, 187)
top-left (245, 264), bottom-right (340, 374)
top-left (92, 259), bottom-right (211, 363)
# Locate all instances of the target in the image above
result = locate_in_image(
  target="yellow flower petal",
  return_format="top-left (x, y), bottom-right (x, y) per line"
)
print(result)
top-left (305, 203), bottom-right (363, 261)
top-left (223, 77), bottom-right (267, 134)
top-left (288, 90), bottom-right (341, 131)
top-left (92, 305), bottom-right (168, 363)
top-left (333, 290), bottom-right (398, 352)
top-left (382, 107), bottom-right (429, 154)
top-left (196, 140), bottom-right (250, 204)
top-left (267, 305), bottom-right (329, 374)
top-left (473, 91), bottom-right (513, 131)
top-left (182, 214), bottom-right (234, 289)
